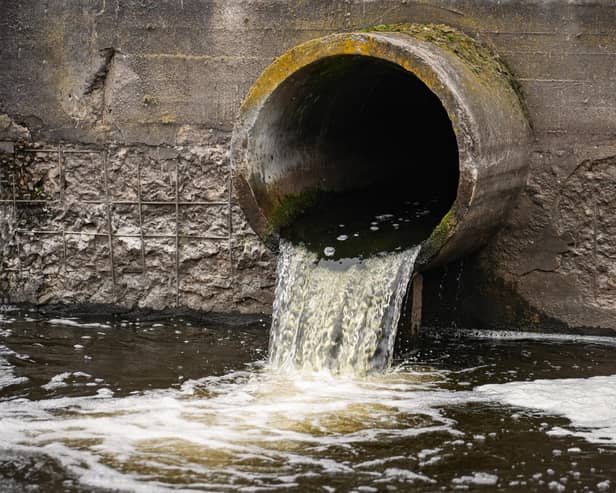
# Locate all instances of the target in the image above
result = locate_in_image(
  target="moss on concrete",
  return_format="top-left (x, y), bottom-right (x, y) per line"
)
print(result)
top-left (362, 23), bottom-right (530, 121)
top-left (419, 207), bottom-right (456, 259)
top-left (266, 188), bottom-right (321, 236)
top-left (434, 207), bottom-right (455, 236)
top-left (362, 24), bottom-right (509, 78)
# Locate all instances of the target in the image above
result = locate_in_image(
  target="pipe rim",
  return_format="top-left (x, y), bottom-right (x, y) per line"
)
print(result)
top-left (231, 29), bottom-right (528, 268)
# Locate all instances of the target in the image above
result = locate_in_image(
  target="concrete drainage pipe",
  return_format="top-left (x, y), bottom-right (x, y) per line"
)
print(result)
top-left (231, 24), bottom-right (530, 270)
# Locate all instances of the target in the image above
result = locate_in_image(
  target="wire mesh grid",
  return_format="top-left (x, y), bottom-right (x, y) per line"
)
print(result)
top-left (0, 145), bottom-right (235, 306)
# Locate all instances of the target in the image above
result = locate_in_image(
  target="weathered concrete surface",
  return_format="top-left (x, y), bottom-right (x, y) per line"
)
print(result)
top-left (0, 123), bottom-right (276, 313)
top-left (1, 1), bottom-right (616, 332)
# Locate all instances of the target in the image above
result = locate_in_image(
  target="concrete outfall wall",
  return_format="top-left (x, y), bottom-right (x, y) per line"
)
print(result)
top-left (1, 1), bottom-right (616, 333)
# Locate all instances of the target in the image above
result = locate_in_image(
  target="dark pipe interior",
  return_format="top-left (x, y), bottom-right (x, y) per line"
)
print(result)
top-left (253, 55), bottom-right (459, 259)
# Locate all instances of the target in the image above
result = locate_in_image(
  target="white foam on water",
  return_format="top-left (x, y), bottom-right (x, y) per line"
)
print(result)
top-left (1, 356), bottom-right (616, 491)
top-left (451, 472), bottom-right (499, 486)
top-left (460, 329), bottom-right (616, 346)
top-left (0, 345), bottom-right (28, 390)
top-left (477, 374), bottom-right (616, 444)
top-left (1, 294), bottom-right (615, 491)
top-left (47, 318), bottom-right (111, 329)
top-left (597, 479), bottom-right (611, 491)
top-left (0, 313), bottom-right (16, 329)
top-left (41, 371), bottom-right (94, 390)
top-left (0, 366), bottom-right (473, 492)
top-left (377, 468), bottom-right (435, 484)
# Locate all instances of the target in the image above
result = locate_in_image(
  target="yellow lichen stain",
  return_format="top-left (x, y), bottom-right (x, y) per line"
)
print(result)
top-left (45, 22), bottom-right (66, 59)
top-left (139, 53), bottom-right (258, 61)
top-left (240, 35), bottom-right (377, 114)
top-left (240, 29), bottom-right (456, 119)
top-left (239, 24), bottom-right (522, 122)
top-left (160, 113), bottom-right (176, 124)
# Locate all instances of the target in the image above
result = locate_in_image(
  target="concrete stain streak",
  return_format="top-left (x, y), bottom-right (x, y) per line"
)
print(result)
top-left (137, 53), bottom-right (268, 61)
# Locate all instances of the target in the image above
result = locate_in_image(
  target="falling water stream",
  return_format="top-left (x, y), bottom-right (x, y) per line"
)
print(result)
top-left (269, 241), bottom-right (419, 374)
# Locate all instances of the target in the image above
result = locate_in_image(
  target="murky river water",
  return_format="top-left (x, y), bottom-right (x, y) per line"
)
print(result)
top-left (1, 307), bottom-right (615, 492)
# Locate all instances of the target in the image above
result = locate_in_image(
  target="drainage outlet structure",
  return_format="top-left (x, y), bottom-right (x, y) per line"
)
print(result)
top-left (231, 24), bottom-right (531, 271)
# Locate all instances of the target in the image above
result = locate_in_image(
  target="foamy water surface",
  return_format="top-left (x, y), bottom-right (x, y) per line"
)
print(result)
top-left (1, 310), bottom-right (615, 492)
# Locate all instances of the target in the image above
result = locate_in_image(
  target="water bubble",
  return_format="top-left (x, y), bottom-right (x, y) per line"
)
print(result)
top-left (370, 226), bottom-right (379, 231)
top-left (353, 233), bottom-right (359, 237)
top-left (97, 388), bottom-right (113, 398)
top-left (336, 235), bottom-right (348, 241)
top-left (323, 246), bottom-right (335, 257)
top-left (338, 224), bottom-right (345, 228)
top-left (375, 214), bottom-right (394, 221)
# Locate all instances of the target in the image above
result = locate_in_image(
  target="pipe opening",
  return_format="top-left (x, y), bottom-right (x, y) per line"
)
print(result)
top-left (250, 55), bottom-right (459, 259)
top-left (234, 29), bottom-right (530, 269)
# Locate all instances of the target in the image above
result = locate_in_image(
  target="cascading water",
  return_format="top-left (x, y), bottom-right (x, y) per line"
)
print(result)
top-left (264, 185), bottom-right (445, 375)
top-left (269, 240), bottom-right (420, 374)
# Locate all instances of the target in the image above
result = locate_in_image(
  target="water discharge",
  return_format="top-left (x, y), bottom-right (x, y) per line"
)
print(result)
top-left (269, 241), bottom-right (420, 374)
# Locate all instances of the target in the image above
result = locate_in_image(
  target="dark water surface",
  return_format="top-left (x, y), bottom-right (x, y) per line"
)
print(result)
top-left (280, 188), bottom-right (447, 261)
top-left (1, 307), bottom-right (615, 492)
